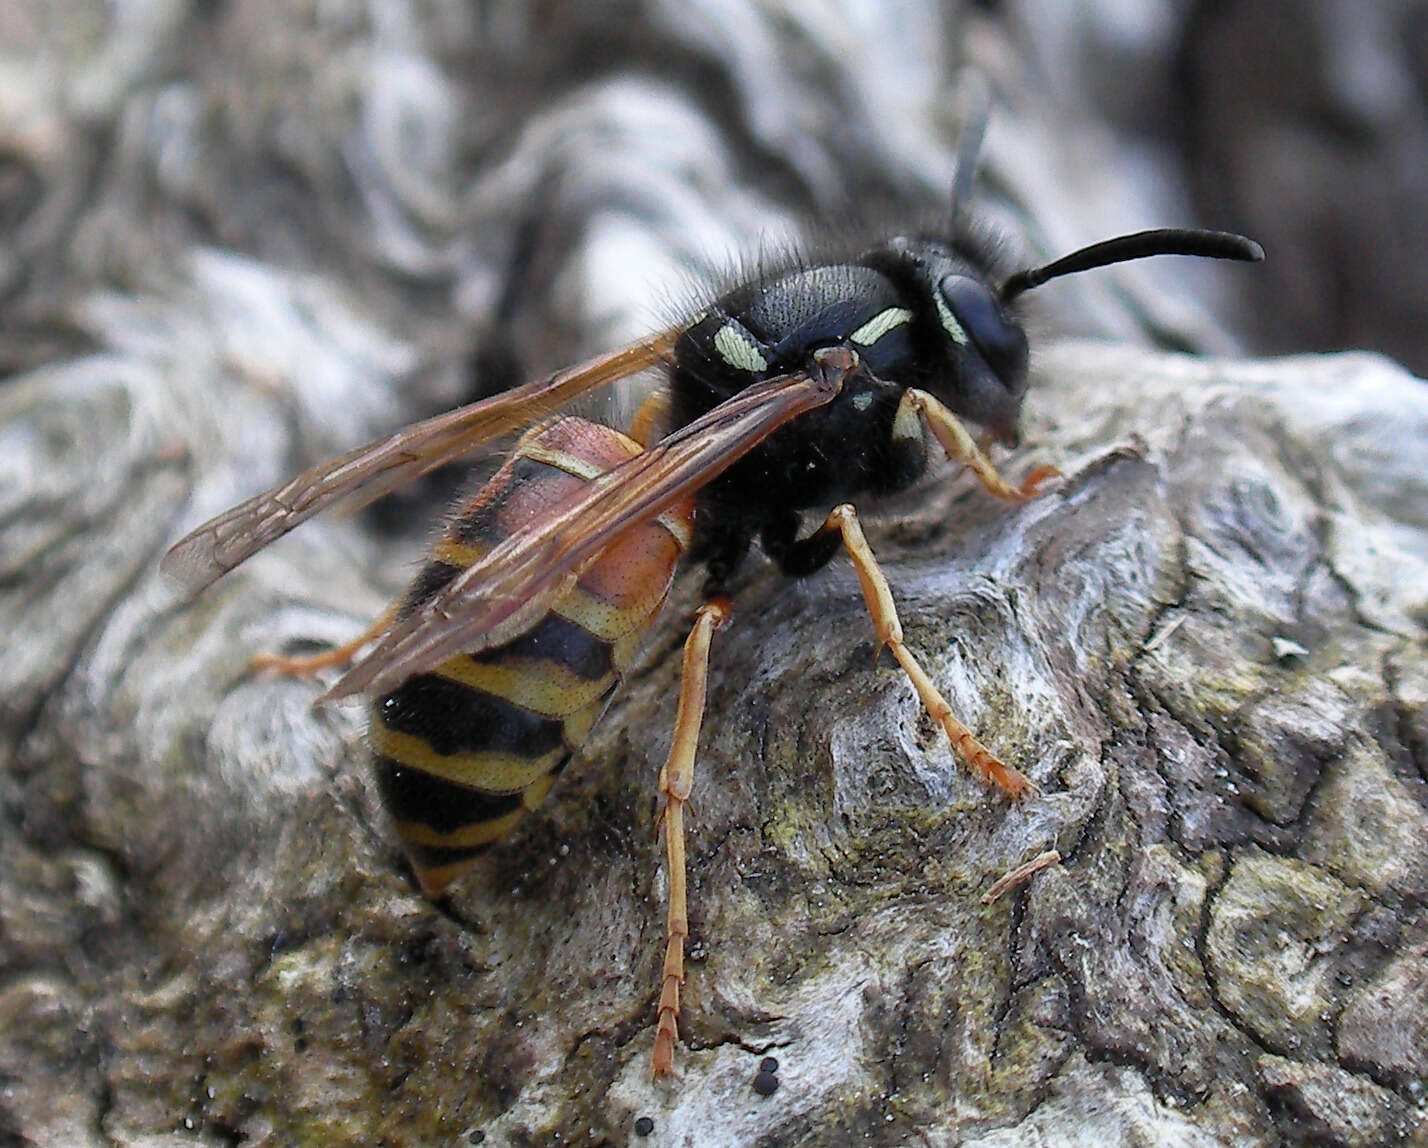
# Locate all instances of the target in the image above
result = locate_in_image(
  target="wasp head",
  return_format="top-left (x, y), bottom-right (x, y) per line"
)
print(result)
top-left (865, 236), bottom-right (1031, 447)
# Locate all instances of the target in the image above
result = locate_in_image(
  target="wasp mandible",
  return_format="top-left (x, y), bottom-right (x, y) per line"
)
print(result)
top-left (164, 182), bottom-right (1261, 1076)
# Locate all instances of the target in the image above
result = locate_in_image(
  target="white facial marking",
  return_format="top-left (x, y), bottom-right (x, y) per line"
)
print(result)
top-left (849, 307), bottom-right (913, 348)
top-left (851, 392), bottom-right (873, 411)
top-left (713, 322), bottom-right (769, 373)
top-left (935, 294), bottom-right (969, 345)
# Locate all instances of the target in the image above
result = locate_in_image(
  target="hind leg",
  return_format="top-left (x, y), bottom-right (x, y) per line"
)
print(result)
top-left (250, 603), bottom-right (396, 676)
top-left (652, 597), bottom-right (731, 1078)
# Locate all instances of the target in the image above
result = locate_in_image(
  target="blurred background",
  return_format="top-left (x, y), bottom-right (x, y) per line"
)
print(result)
top-left (2, 0), bottom-right (1424, 403)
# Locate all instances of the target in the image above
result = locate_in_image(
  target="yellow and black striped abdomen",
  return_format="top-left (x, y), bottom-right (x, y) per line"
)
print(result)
top-left (370, 417), bottom-right (693, 897)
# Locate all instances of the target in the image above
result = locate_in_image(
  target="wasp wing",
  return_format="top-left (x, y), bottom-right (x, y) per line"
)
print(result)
top-left (161, 331), bottom-right (678, 596)
top-left (323, 347), bottom-right (858, 701)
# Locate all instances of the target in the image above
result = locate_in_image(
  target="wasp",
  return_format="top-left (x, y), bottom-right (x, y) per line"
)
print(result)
top-left (163, 186), bottom-right (1261, 1076)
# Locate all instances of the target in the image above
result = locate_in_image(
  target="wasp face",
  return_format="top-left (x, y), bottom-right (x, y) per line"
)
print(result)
top-left (865, 236), bottom-right (1030, 448)
top-left (931, 270), bottom-right (1029, 446)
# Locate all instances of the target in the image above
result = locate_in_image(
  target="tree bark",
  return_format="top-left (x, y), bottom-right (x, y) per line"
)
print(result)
top-left (6, 329), bottom-right (1426, 1145)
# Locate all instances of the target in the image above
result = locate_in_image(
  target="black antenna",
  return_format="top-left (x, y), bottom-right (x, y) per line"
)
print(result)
top-left (1000, 228), bottom-right (1265, 303)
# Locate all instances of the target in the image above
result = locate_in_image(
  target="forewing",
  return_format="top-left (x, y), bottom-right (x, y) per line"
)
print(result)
top-left (161, 331), bottom-right (677, 596)
top-left (324, 350), bottom-right (856, 700)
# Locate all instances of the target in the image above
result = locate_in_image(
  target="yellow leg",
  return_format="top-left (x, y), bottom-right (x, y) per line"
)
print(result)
top-left (652, 597), bottom-right (731, 1079)
top-left (250, 603), bottom-right (397, 677)
top-left (824, 504), bottom-right (1033, 797)
top-left (903, 388), bottom-right (1060, 502)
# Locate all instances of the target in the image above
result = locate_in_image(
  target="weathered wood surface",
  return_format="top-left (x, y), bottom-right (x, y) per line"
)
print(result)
top-left (2, 4), bottom-right (1426, 1147)
top-left (6, 327), bottom-right (1426, 1144)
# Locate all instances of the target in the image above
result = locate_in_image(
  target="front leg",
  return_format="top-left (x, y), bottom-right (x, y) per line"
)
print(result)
top-left (900, 389), bottom-right (1060, 502)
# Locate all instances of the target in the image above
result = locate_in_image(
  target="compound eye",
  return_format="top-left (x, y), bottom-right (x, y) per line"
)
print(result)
top-left (938, 274), bottom-right (1028, 380)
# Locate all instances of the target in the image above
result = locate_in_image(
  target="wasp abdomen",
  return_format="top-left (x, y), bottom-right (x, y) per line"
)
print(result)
top-left (370, 418), bottom-right (694, 897)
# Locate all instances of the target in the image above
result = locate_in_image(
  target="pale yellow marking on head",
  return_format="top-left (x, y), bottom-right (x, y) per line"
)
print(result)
top-left (849, 306), bottom-right (912, 347)
top-left (713, 322), bottom-right (769, 373)
top-left (935, 293), bottom-right (969, 345)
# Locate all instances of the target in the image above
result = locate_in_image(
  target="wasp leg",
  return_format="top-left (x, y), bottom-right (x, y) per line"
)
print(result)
top-left (901, 388), bottom-right (1061, 502)
top-left (250, 603), bottom-right (397, 677)
top-left (652, 597), bottom-right (732, 1079)
top-left (823, 503), bottom-right (1034, 797)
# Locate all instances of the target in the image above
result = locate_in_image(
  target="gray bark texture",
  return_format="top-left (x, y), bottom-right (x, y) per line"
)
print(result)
top-left (2, 3), bottom-right (1427, 1147)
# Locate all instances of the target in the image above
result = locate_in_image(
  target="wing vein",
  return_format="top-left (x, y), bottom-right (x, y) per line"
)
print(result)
top-left (161, 331), bottom-right (677, 595)
top-left (324, 351), bottom-right (856, 700)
